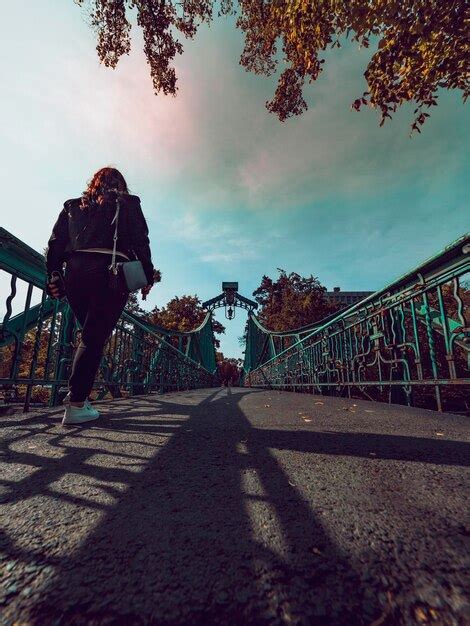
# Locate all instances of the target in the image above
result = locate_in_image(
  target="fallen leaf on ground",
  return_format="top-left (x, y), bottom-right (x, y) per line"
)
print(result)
top-left (370, 591), bottom-right (393, 626)
top-left (303, 418), bottom-right (312, 422)
top-left (436, 432), bottom-right (444, 436)
top-left (314, 401), bottom-right (324, 405)
top-left (414, 607), bottom-right (428, 623)
top-left (264, 404), bottom-right (271, 408)
top-left (311, 547), bottom-right (322, 555)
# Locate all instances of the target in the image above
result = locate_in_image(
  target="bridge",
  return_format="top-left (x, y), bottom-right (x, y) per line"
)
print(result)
top-left (0, 228), bottom-right (469, 624)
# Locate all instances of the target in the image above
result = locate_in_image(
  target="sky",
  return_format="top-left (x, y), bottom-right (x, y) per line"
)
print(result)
top-left (0, 1), bottom-right (468, 359)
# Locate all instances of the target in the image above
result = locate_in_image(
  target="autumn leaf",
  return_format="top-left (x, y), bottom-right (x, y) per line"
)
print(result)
top-left (77, 1), bottom-right (468, 132)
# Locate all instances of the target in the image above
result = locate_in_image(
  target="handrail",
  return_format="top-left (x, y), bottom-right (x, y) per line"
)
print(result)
top-left (0, 227), bottom-right (48, 288)
top-left (0, 228), bottom-right (218, 410)
top-left (245, 233), bottom-right (469, 413)
top-left (248, 234), bottom-right (469, 368)
top-left (184, 311), bottom-right (213, 335)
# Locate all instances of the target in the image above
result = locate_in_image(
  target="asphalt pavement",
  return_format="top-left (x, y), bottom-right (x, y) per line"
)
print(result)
top-left (0, 388), bottom-right (469, 625)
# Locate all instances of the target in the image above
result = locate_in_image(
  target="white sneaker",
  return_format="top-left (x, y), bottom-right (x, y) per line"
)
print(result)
top-left (63, 393), bottom-right (93, 406)
top-left (62, 399), bottom-right (100, 425)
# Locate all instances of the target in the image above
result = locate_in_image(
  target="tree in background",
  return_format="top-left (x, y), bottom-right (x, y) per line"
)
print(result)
top-left (149, 295), bottom-right (225, 347)
top-left (126, 291), bottom-right (148, 317)
top-left (216, 352), bottom-right (243, 385)
top-left (253, 269), bottom-right (338, 331)
top-left (0, 324), bottom-right (56, 404)
top-left (77, 0), bottom-right (467, 131)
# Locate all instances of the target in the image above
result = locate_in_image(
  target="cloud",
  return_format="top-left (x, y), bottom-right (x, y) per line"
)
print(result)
top-left (0, 16), bottom-right (202, 178)
top-left (4, 5), bottom-right (464, 222)
top-left (1, 2), bottom-right (468, 313)
top-left (168, 211), bottom-right (265, 264)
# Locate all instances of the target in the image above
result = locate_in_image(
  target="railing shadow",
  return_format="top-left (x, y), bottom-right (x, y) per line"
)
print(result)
top-left (2, 389), bottom-right (376, 624)
top-left (5, 388), bottom-right (467, 623)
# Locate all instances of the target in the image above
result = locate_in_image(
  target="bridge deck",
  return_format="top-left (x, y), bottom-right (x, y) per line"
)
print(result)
top-left (1, 389), bottom-right (468, 625)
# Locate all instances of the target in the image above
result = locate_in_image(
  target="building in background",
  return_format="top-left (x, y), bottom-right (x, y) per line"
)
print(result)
top-left (326, 287), bottom-right (373, 308)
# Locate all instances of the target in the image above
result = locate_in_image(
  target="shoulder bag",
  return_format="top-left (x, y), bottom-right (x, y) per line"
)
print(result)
top-left (108, 195), bottom-right (148, 293)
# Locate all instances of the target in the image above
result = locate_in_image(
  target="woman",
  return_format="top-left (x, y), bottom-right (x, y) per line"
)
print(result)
top-left (46, 167), bottom-right (156, 426)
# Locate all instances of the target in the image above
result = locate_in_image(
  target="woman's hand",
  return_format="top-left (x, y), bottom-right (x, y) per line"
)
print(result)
top-left (141, 269), bottom-right (162, 301)
top-left (47, 281), bottom-right (61, 299)
top-left (46, 272), bottom-right (65, 299)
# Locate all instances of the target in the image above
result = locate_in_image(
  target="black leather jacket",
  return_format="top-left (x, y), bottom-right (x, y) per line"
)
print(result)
top-left (46, 193), bottom-right (155, 284)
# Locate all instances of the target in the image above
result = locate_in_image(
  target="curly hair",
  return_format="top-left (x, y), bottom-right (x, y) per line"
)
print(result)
top-left (80, 167), bottom-right (129, 209)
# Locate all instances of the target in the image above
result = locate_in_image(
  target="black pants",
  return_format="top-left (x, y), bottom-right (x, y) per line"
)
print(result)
top-left (64, 252), bottom-right (128, 402)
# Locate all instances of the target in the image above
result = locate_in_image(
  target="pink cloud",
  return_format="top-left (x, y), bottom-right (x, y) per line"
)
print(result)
top-left (4, 41), bottom-right (203, 178)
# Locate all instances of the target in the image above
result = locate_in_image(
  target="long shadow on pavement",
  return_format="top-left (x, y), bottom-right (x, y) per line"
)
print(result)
top-left (2, 388), bottom-right (373, 625)
top-left (4, 388), bottom-right (467, 624)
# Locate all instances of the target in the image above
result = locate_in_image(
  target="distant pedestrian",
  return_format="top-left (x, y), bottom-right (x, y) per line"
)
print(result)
top-left (46, 167), bottom-right (157, 425)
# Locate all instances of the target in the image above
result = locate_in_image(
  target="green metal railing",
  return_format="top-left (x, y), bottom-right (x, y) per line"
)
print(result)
top-left (0, 228), bottom-right (217, 411)
top-left (244, 234), bottom-right (470, 413)
top-left (2, 225), bottom-right (468, 414)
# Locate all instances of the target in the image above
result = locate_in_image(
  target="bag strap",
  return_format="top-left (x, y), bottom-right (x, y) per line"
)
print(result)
top-left (110, 196), bottom-right (121, 274)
